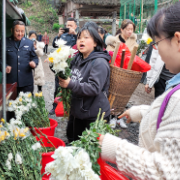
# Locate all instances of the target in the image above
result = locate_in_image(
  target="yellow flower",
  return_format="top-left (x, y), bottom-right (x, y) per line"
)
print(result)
top-left (19, 98), bottom-right (22, 102)
top-left (4, 131), bottom-right (9, 137)
top-left (49, 57), bottom-right (54, 63)
top-left (28, 93), bottom-right (32, 98)
top-left (1, 118), bottom-right (5, 123)
top-left (0, 135), bottom-right (5, 141)
top-left (39, 92), bottom-right (43, 97)
top-left (9, 102), bottom-right (12, 107)
top-left (35, 93), bottom-right (39, 97)
top-left (56, 48), bottom-right (62, 53)
top-left (19, 133), bottom-right (25, 137)
top-left (16, 128), bottom-right (20, 133)
top-left (14, 132), bottom-right (18, 140)
top-left (146, 37), bottom-right (153, 45)
top-left (0, 125), bottom-right (3, 128)
top-left (24, 127), bottom-right (29, 133)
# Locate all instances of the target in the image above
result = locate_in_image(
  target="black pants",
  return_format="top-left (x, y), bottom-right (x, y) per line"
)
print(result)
top-left (154, 78), bottom-right (166, 98)
top-left (52, 76), bottom-right (60, 110)
top-left (44, 44), bottom-right (48, 54)
top-left (37, 85), bottom-right (42, 92)
top-left (67, 114), bottom-right (110, 143)
top-left (17, 84), bottom-right (34, 95)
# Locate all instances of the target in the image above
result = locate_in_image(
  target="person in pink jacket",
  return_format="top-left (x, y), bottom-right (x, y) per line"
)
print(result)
top-left (99, 2), bottom-right (180, 179)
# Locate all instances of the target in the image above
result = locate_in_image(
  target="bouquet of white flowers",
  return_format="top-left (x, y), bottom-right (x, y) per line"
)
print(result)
top-left (48, 39), bottom-right (77, 116)
top-left (8, 92), bottom-right (50, 128)
top-left (0, 118), bottom-right (42, 180)
top-left (45, 146), bottom-right (100, 180)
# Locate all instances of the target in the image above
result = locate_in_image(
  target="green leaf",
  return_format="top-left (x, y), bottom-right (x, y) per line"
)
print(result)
top-left (91, 132), bottom-right (99, 138)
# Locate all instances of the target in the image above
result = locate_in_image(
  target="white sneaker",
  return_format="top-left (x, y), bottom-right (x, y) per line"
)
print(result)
top-left (117, 119), bottom-right (128, 129)
top-left (109, 118), bottom-right (117, 128)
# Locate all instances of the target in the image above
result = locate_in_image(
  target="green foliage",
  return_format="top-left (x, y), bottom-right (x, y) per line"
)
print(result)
top-left (56, 58), bottom-right (73, 116)
top-left (52, 23), bottom-right (64, 31)
top-left (21, 0), bottom-right (32, 8)
top-left (24, 0), bottom-right (59, 32)
top-left (0, 135), bottom-right (42, 180)
top-left (136, 40), bottom-right (147, 55)
top-left (21, 93), bottom-right (50, 128)
top-left (71, 109), bottom-right (120, 175)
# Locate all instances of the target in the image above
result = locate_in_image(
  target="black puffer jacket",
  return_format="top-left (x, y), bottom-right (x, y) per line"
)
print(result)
top-left (68, 51), bottom-right (111, 120)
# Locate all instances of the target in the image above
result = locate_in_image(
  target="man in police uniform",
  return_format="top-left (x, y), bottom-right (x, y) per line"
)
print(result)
top-left (0, 20), bottom-right (38, 94)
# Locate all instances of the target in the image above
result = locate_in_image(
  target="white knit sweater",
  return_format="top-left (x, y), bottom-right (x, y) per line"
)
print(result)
top-left (101, 88), bottom-right (180, 180)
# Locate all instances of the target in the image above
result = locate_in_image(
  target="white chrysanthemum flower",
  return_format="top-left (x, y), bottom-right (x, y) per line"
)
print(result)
top-left (75, 149), bottom-right (92, 170)
top-left (55, 39), bottom-right (67, 48)
top-left (15, 153), bottom-right (22, 165)
top-left (19, 92), bottom-right (24, 97)
top-left (32, 142), bottom-right (42, 150)
top-left (8, 153), bottom-right (13, 161)
top-left (10, 118), bottom-right (22, 126)
top-left (6, 160), bottom-right (11, 170)
top-left (83, 168), bottom-right (100, 180)
top-left (32, 103), bottom-right (37, 108)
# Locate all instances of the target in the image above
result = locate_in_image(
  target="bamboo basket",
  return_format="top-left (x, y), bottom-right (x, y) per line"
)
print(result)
top-left (108, 42), bottom-right (142, 115)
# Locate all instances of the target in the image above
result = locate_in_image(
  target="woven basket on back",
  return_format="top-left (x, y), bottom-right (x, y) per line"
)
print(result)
top-left (108, 42), bottom-right (142, 115)
top-left (108, 65), bottom-right (142, 115)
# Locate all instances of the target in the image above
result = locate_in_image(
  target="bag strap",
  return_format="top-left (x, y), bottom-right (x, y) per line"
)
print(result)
top-left (157, 84), bottom-right (180, 130)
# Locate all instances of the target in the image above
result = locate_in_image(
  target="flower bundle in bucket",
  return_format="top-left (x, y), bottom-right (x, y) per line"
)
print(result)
top-left (48, 39), bottom-right (77, 116)
top-left (8, 92), bottom-right (50, 128)
top-left (0, 118), bottom-right (42, 180)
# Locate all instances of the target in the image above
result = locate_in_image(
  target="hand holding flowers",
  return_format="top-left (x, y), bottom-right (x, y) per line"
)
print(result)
top-left (58, 77), bottom-right (71, 88)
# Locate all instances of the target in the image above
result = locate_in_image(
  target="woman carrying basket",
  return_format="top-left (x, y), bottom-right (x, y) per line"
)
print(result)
top-left (106, 19), bottom-right (138, 53)
top-left (99, 2), bottom-right (180, 179)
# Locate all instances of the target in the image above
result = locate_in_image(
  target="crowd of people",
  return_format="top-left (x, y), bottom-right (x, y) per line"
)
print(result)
top-left (1, 1), bottom-right (180, 179)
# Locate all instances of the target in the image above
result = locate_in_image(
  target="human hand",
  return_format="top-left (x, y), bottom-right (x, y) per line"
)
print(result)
top-left (6, 66), bottom-right (12, 73)
top-left (145, 84), bottom-right (152, 94)
top-left (44, 58), bottom-right (49, 63)
top-left (58, 28), bottom-right (64, 37)
top-left (69, 28), bottom-right (76, 35)
top-left (118, 110), bottom-right (131, 123)
top-left (98, 134), bottom-right (105, 147)
top-left (58, 77), bottom-right (71, 88)
top-left (29, 61), bottom-right (36, 68)
top-left (33, 42), bottom-right (37, 49)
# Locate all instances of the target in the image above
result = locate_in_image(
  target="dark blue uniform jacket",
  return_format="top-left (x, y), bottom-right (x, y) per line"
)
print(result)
top-left (0, 36), bottom-right (38, 87)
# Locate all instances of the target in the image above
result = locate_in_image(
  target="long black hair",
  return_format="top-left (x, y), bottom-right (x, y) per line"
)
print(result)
top-left (77, 25), bottom-right (104, 52)
top-left (147, 2), bottom-right (180, 39)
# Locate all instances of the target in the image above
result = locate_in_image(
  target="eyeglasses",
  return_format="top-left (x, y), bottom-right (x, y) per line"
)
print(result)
top-left (151, 36), bottom-right (170, 49)
top-left (143, 36), bottom-right (170, 53)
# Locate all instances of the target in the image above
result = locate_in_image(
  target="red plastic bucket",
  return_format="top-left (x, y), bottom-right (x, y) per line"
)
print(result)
top-left (36, 136), bottom-right (65, 179)
top-left (31, 119), bottom-right (58, 136)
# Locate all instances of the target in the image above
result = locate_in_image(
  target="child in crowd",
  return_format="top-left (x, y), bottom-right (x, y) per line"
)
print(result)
top-left (29, 31), bottom-right (45, 92)
top-left (99, 2), bottom-right (180, 179)
top-left (59, 24), bottom-right (111, 142)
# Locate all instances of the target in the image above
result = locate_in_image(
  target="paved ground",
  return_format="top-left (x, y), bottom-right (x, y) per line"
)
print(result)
top-left (39, 52), bottom-right (154, 145)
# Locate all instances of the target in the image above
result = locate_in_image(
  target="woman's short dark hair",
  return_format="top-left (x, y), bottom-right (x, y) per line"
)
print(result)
top-left (147, 2), bottom-right (180, 39)
top-left (83, 21), bottom-right (99, 31)
top-left (77, 26), bottom-right (104, 52)
top-left (116, 19), bottom-right (135, 35)
top-left (12, 20), bottom-right (25, 29)
top-left (29, 31), bottom-right (37, 38)
top-left (98, 27), bottom-right (105, 35)
top-left (67, 17), bottom-right (77, 24)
